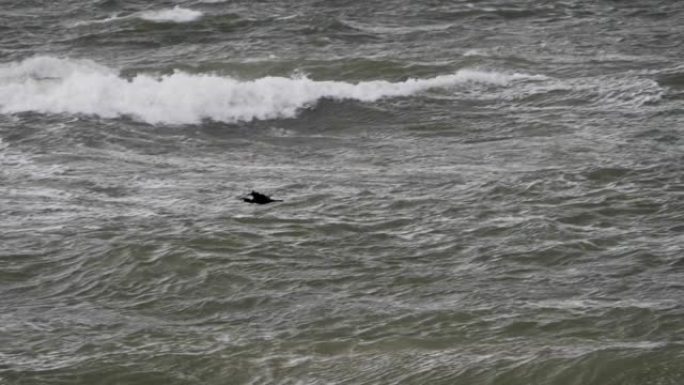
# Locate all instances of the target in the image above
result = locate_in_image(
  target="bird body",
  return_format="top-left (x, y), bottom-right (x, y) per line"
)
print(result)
top-left (242, 191), bottom-right (282, 204)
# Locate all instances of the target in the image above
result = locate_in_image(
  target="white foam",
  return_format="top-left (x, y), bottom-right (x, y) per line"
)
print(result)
top-left (138, 6), bottom-right (203, 23)
top-left (0, 56), bottom-right (536, 125)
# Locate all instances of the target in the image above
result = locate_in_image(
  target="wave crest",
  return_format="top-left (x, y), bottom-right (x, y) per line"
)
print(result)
top-left (0, 56), bottom-right (532, 125)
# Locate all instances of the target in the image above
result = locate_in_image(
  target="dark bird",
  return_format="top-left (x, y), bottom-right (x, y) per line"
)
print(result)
top-left (242, 190), bottom-right (283, 204)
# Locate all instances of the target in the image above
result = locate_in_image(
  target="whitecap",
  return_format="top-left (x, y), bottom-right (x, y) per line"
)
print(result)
top-left (0, 56), bottom-right (539, 125)
top-left (138, 6), bottom-right (203, 23)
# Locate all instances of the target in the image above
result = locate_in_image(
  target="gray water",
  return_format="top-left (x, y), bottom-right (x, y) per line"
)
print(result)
top-left (1, 1), bottom-right (683, 384)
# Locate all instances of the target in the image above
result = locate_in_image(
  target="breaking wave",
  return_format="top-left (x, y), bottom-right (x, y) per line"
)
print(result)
top-left (71, 6), bottom-right (204, 27)
top-left (0, 56), bottom-right (535, 125)
top-left (138, 6), bottom-right (203, 23)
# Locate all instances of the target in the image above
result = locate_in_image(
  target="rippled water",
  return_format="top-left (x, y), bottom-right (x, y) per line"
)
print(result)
top-left (1, 1), bottom-right (683, 384)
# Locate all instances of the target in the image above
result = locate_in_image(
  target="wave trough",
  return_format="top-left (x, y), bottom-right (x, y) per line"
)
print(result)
top-left (0, 57), bottom-right (535, 125)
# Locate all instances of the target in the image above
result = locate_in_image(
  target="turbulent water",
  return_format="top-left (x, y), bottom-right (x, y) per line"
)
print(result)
top-left (1, 0), bottom-right (683, 384)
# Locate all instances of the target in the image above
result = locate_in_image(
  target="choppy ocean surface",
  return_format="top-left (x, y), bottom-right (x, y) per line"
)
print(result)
top-left (1, 0), bottom-right (683, 384)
